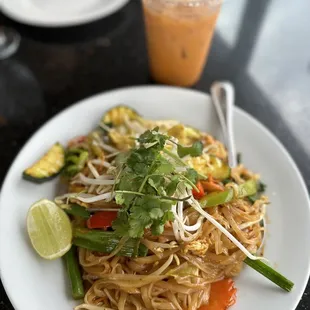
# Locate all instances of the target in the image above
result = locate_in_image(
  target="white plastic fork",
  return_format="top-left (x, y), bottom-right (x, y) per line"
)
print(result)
top-left (210, 81), bottom-right (237, 168)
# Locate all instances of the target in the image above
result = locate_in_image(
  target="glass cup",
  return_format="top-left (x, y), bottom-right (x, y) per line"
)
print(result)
top-left (142, 0), bottom-right (222, 87)
top-left (0, 27), bottom-right (20, 60)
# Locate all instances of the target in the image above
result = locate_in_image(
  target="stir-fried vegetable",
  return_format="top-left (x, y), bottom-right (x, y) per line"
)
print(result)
top-left (87, 211), bottom-right (118, 229)
top-left (64, 246), bottom-right (84, 300)
top-left (101, 105), bottom-right (141, 127)
top-left (248, 180), bottom-right (267, 203)
top-left (192, 181), bottom-right (205, 199)
top-left (238, 179), bottom-right (257, 198)
top-left (63, 204), bottom-right (90, 219)
top-left (200, 189), bottom-right (234, 208)
top-left (198, 279), bottom-right (237, 310)
top-left (204, 156), bottom-right (231, 180)
top-left (244, 258), bottom-right (294, 292)
top-left (201, 180), bottom-right (224, 192)
top-left (23, 143), bottom-right (65, 183)
top-left (72, 228), bottom-right (148, 257)
top-left (167, 124), bottom-right (201, 145)
top-left (62, 148), bottom-right (89, 177)
top-left (200, 179), bottom-right (257, 208)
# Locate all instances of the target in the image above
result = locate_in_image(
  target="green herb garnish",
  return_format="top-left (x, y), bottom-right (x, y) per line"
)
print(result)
top-left (112, 128), bottom-right (199, 238)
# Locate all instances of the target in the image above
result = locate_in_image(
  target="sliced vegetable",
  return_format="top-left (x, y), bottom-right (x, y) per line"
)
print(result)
top-left (200, 180), bottom-right (257, 208)
top-left (206, 156), bottom-right (231, 180)
top-left (63, 204), bottom-right (90, 219)
top-left (199, 278), bottom-right (236, 310)
top-left (192, 181), bottom-right (205, 199)
top-left (238, 179), bottom-right (257, 198)
top-left (248, 180), bottom-right (267, 203)
top-left (200, 189), bottom-right (234, 208)
top-left (177, 141), bottom-right (203, 158)
top-left (244, 257), bottom-right (294, 292)
top-left (167, 124), bottom-right (201, 145)
top-left (63, 246), bottom-right (84, 300)
top-left (201, 176), bottom-right (224, 192)
top-left (72, 228), bottom-right (148, 257)
top-left (86, 211), bottom-right (118, 229)
top-left (101, 105), bottom-right (140, 127)
top-left (23, 143), bottom-right (65, 183)
top-left (62, 148), bottom-right (89, 177)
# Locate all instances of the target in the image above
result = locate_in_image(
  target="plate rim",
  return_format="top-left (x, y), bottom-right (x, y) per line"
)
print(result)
top-left (0, 0), bottom-right (130, 27)
top-left (0, 85), bottom-right (309, 310)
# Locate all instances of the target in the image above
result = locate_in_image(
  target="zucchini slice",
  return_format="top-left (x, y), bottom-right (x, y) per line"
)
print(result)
top-left (23, 143), bottom-right (65, 183)
top-left (207, 156), bottom-right (231, 180)
top-left (101, 105), bottom-right (140, 127)
top-left (168, 124), bottom-right (201, 145)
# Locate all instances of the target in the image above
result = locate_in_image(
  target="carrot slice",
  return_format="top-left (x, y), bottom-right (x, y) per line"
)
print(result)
top-left (192, 181), bottom-right (205, 199)
top-left (199, 279), bottom-right (237, 310)
top-left (201, 181), bottom-right (224, 192)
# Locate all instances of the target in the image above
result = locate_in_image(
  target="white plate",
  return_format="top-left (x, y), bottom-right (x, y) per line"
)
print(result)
top-left (0, 86), bottom-right (309, 310)
top-left (0, 0), bottom-right (129, 27)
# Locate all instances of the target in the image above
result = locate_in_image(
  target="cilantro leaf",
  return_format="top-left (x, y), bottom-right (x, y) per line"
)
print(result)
top-left (147, 176), bottom-right (166, 195)
top-left (149, 208), bottom-right (164, 219)
top-left (112, 128), bottom-right (186, 239)
top-left (153, 156), bottom-right (174, 174)
top-left (184, 168), bottom-right (198, 184)
top-left (177, 141), bottom-right (203, 158)
top-left (128, 217), bottom-right (152, 238)
top-left (112, 210), bottom-right (130, 236)
top-left (151, 221), bottom-right (165, 235)
top-left (138, 127), bottom-right (168, 150)
top-left (166, 176), bottom-right (180, 196)
top-left (163, 210), bottom-right (174, 222)
top-left (127, 148), bottom-right (157, 175)
top-left (115, 151), bottom-right (129, 168)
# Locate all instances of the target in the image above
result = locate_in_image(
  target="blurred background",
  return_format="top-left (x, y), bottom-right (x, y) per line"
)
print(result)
top-left (0, 0), bottom-right (310, 309)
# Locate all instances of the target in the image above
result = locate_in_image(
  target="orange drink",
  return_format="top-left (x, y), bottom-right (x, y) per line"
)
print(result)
top-left (142, 0), bottom-right (222, 87)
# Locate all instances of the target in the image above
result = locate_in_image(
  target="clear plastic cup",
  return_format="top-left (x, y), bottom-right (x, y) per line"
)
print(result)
top-left (142, 0), bottom-right (222, 87)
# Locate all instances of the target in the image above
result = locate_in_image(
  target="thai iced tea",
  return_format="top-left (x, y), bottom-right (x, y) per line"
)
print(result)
top-left (142, 0), bottom-right (221, 86)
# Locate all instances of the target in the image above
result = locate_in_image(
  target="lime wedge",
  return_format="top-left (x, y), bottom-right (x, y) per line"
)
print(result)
top-left (27, 199), bottom-right (72, 260)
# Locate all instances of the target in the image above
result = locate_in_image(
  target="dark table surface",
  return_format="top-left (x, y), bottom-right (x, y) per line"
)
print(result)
top-left (0, 0), bottom-right (310, 309)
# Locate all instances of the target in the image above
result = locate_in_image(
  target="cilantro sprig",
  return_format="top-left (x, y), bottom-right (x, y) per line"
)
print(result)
top-left (112, 128), bottom-right (201, 238)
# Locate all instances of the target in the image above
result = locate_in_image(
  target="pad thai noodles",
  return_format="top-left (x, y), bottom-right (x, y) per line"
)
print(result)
top-left (24, 106), bottom-right (293, 310)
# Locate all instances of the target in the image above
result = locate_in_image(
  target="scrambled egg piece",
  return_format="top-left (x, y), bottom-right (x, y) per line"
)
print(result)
top-left (184, 239), bottom-right (209, 257)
